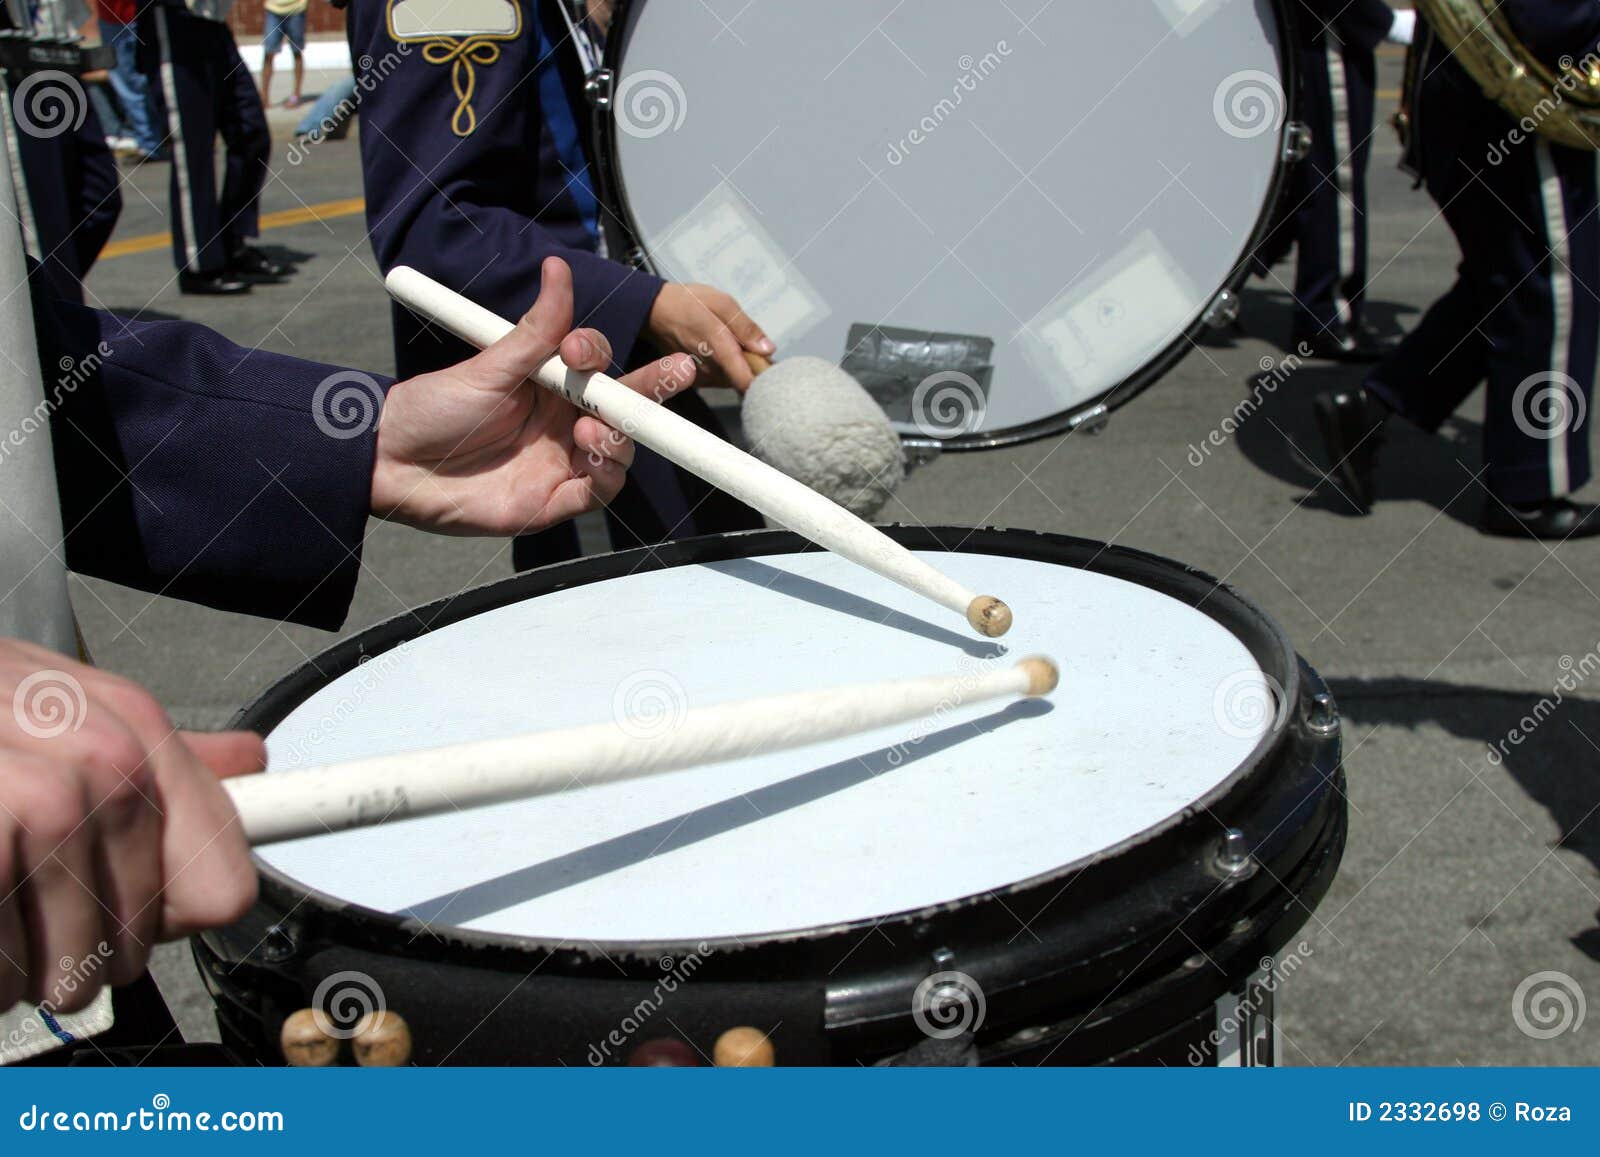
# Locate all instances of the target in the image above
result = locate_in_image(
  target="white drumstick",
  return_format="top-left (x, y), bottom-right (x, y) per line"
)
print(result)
top-left (227, 657), bottom-right (1058, 844)
top-left (384, 266), bottom-right (1013, 638)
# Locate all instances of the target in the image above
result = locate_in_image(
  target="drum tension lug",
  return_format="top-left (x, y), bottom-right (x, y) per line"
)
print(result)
top-left (1282, 121), bottom-right (1313, 163)
top-left (584, 68), bottom-right (615, 110)
top-left (1301, 691), bottom-right (1340, 739)
top-left (1068, 404), bottom-right (1110, 436)
top-left (1210, 829), bottom-right (1257, 881)
top-left (250, 922), bottom-right (299, 965)
top-left (1201, 289), bottom-right (1241, 330)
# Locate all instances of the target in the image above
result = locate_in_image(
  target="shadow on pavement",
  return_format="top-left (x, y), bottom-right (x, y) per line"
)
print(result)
top-left (1329, 675), bottom-right (1600, 962)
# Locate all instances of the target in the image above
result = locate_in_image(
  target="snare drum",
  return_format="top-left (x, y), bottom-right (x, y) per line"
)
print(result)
top-left (591, 1), bottom-right (1300, 448)
top-left (198, 528), bottom-right (1343, 1066)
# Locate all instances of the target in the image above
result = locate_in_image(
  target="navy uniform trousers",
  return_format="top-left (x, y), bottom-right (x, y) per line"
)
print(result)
top-left (2, 74), bottom-right (121, 303)
top-left (1259, 0), bottom-right (1390, 346)
top-left (348, 0), bottom-right (760, 571)
top-left (1366, 30), bottom-right (1596, 506)
top-left (137, 2), bottom-right (271, 276)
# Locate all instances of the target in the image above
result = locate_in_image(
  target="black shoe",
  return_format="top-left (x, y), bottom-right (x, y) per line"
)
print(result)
top-left (1294, 328), bottom-right (1390, 364)
top-left (1313, 387), bottom-right (1388, 513)
top-left (225, 245), bottom-right (289, 280)
top-left (1479, 498), bottom-right (1600, 540)
top-left (177, 270), bottom-right (250, 295)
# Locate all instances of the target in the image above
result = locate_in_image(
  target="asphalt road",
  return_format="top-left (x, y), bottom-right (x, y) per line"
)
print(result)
top-left (75, 46), bottom-right (1599, 1065)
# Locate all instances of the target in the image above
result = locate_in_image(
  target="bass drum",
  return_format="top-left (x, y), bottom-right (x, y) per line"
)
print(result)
top-left (594, 0), bottom-right (1300, 449)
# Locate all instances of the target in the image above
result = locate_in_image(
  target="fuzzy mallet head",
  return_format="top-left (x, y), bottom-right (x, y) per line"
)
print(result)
top-left (741, 356), bottom-right (906, 518)
top-left (966, 595), bottom-right (1013, 638)
top-left (1017, 656), bottom-right (1059, 697)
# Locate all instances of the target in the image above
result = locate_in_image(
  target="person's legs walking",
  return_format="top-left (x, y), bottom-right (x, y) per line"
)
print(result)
top-left (104, 18), bottom-right (160, 154)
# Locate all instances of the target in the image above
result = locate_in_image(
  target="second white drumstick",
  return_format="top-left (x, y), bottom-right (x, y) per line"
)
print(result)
top-left (227, 657), bottom-right (1058, 844)
top-left (384, 266), bottom-right (1012, 639)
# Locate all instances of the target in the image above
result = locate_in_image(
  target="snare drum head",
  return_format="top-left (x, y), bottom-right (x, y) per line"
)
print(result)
top-left (256, 540), bottom-right (1282, 943)
top-left (603, 0), bottom-right (1292, 447)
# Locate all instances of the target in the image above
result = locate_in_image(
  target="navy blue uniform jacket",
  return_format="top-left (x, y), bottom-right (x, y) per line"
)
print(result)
top-left (31, 287), bottom-right (384, 631)
top-left (348, 0), bottom-right (664, 378)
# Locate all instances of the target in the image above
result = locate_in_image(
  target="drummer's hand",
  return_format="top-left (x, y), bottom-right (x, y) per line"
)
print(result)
top-left (585, 0), bottom-right (614, 35)
top-left (645, 282), bottom-right (774, 393)
top-left (371, 257), bottom-right (698, 535)
top-left (0, 640), bottom-right (261, 1014)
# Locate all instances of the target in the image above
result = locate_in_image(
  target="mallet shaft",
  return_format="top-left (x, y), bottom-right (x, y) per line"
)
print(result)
top-left (227, 658), bottom-right (1058, 845)
top-left (384, 267), bottom-right (1009, 636)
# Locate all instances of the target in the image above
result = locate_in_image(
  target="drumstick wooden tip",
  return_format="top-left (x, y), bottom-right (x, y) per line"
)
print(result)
top-left (967, 595), bottom-right (1013, 637)
top-left (743, 349), bottom-right (772, 376)
top-left (1018, 655), bottom-right (1059, 697)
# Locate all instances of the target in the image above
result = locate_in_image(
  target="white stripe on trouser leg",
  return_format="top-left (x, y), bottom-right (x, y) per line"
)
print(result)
top-left (155, 9), bottom-right (199, 270)
top-left (1536, 140), bottom-right (1573, 497)
top-left (0, 78), bottom-right (39, 256)
top-left (1326, 37), bottom-right (1355, 329)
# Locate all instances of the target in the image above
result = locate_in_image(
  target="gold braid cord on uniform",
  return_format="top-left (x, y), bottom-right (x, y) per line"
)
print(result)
top-left (1415, 0), bottom-right (1600, 150)
top-left (421, 36), bottom-right (503, 137)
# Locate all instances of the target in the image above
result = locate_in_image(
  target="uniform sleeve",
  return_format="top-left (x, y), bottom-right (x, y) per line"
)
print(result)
top-left (1325, 0), bottom-right (1396, 53)
top-left (350, 0), bottom-right (664, 371)
top-left (31, 288), bottom-right (386, 631)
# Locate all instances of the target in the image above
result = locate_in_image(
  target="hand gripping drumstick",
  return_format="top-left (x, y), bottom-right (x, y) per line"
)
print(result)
top-left (384, 267), bottom-right (1012, 638)
top-left (226, 657), bottom-right (1058, 844)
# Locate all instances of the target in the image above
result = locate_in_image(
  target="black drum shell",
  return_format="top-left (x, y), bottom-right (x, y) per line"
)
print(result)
top-left (196, 527), bottom-right (1345, 1065)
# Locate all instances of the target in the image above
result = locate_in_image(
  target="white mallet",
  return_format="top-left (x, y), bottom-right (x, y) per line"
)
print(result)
top-left (226, 657), bottom-right (1059, 844)
top-left (740, 351), bottom-right (905, 519)
top-left (384, 267), bottom-right (1012, 639)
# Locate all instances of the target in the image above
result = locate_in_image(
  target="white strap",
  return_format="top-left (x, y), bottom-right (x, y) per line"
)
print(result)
top-left (550, 0), bottom-right (601, 76)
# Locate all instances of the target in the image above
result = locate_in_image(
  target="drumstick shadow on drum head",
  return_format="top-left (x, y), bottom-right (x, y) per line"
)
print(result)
top-left (702, 558), bottom-right (1006, 660)
top-left (400, 697), bottom-right (1051, 927)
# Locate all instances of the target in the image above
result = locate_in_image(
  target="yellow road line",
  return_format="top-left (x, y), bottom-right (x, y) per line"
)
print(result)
top-left (100, 195), bottom-right (367, 260)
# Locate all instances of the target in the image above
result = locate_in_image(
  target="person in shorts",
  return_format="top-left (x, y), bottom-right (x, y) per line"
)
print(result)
top-left (261, 0), bottom-right (309, 107)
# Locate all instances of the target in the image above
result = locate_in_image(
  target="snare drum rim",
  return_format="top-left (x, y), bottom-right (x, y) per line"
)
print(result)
top-left (232, 526), bottom-right (1304, 959)
top-left (590, 1), bottom-right (1303, 451)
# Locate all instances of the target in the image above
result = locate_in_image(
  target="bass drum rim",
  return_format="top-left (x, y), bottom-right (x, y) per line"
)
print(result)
top-left (229, 527), bottom-right (1317, 967)
top-left (590, 1), bottom-right (1303, 451)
